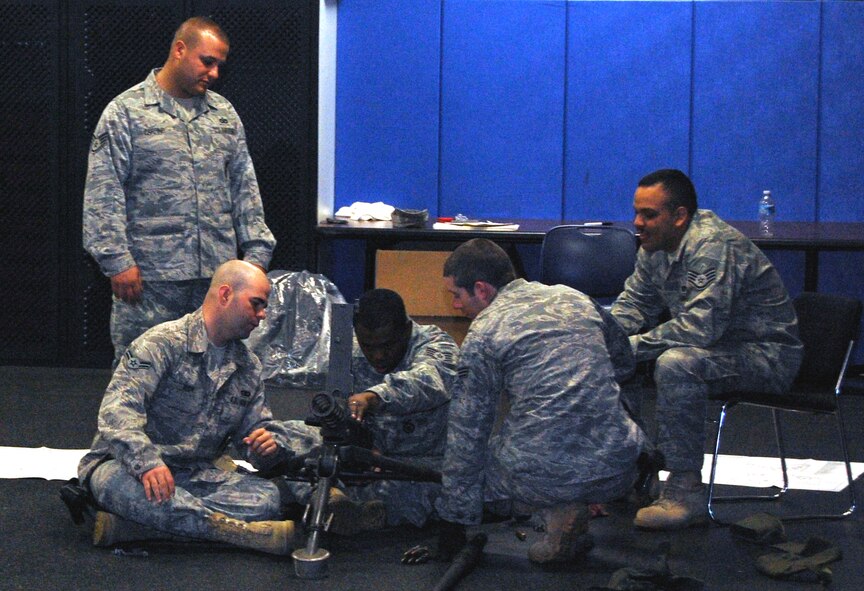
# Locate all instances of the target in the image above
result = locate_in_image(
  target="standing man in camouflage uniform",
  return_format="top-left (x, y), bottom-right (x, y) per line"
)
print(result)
top-left (435, 239), bottom-right (646, 564)
top-left (83, 17), bottom-right (276, 365)
top-left (78, 260), bottom-right (302, 555)
top-left (611, 169), bottom-right (803, 530)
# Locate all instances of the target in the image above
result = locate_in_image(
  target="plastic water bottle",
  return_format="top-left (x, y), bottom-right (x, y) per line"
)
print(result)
top-left (758, 190), bottom-right (775, 237)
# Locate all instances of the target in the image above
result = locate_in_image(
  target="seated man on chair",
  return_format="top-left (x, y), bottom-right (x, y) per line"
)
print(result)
top-left (610, 168), bottom-right (803, 530)
top-left (78, 260), bottom-right (304, 554)
top-left (285, 288), bottom-right (459, 530)
top-left (435, 238), bottom-right (647, 564)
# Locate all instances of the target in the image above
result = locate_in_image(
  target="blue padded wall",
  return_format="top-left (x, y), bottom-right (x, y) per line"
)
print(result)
top-left (439, 0), bottom-right (566, 219)
top-left (335, 0), bottom-right (441, 209)
top-left (691, 1), bottom-right (820, 222)
top-left (565, 1), bottom-right (691, 222)
top-left (819, 2), bottom-right (864, 222)
top-left (333, 0), bottom-right (864, 361)
top-left (335, 1), bottom-right (863, 225)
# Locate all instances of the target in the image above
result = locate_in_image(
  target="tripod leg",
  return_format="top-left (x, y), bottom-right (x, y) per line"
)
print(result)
top-left (292, 473), bottom-right (332, 579)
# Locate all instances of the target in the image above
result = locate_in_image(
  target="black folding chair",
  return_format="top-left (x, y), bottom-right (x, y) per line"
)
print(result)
top-left (707, 291), bottom-right (862, 522)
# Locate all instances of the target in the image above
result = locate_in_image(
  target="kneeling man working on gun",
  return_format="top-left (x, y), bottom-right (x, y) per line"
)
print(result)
top-left (433, 239), bottom-right (647, 564)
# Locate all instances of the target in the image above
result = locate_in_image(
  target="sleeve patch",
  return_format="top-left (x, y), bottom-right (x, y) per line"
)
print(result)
top-left (687, 267), bottom-right (717, 290)
top-left (90, 132), bottom-right (109, 153)
top-left (124, 349), bottom-right (152, 370)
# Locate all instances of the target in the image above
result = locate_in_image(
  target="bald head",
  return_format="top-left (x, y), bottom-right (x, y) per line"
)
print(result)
top-left (203, 260), bottom-right (270, 346)
top-left (208, 260), bottom-right (264, 296)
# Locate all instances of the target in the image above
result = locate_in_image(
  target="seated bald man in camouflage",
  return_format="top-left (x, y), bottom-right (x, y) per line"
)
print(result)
top-left (611, 169), bottom-right (803, 530)
top-left (78, 260), bottom-right (303, 554)
top-left (434, 239), bottom-right (647, 565)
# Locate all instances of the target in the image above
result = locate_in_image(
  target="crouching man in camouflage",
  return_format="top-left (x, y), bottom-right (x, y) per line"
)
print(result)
top-left (434, 239), bottom-right (647, 564)
top-left (341, 288), bottom-right (458, 528)
top-left (281, 288), bottom-right (459, 531)
top-left (78, 260), bottom-right (303, 555)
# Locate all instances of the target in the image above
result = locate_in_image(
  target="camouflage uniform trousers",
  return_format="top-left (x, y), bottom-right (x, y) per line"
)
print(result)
top-left (89, 459), bottom-right (286, 539)
top-left (652, 343), bottom-right (799, 472)
top-left (483, 450), bottom-right (639, 511)
top-left (110, 279), bottom-right (210, 366)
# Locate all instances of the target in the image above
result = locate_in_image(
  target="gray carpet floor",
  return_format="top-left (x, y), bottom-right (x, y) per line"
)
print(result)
top-left (2, 365), bottom-right (863, 591)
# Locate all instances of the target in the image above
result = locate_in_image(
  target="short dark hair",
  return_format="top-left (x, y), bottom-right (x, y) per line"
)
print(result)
top-left (354, 289), bottom-right (408, 331)
top-left (443, 239), bottom-right (516, 292)
top-left (173, 16), bottom-right (230, 49)
top-left (638, 168), bottom-right (698, 216)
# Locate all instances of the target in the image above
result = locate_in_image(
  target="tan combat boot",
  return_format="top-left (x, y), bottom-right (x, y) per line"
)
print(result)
top-left (92, 511), bottom-right (172, 547)
top-left (326, 487), bottom-right (387, 535)
top-left (206, 512), bottom-right (302, 555)
top-left (527, 502), bottom-right (590, 564)
top-left (633, 473), bottom-right (709, 530)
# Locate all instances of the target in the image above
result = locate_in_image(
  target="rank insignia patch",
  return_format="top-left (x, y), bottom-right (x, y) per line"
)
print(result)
top-left (90, 132), bottom-right (109, 152)
top-left (124, 349), bottom-right (152, 370)
top-left (687, 268), bottom-right (717, 290)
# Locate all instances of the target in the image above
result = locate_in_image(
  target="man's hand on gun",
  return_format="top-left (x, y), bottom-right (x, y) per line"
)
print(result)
top-left (347, 391), bottom-right (380, 422)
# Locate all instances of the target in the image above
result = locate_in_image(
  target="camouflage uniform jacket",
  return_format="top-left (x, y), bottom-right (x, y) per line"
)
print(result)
top-left (611, 209), bottom-right (802, 363)
top-left (352, 321), bottom-right (458, 462)
top-left (437, 279), bottom-right (645, 525)
top-left (78, 308), bottom-right (291, 483)
top-left (82, 69), bottom-right (275, 281)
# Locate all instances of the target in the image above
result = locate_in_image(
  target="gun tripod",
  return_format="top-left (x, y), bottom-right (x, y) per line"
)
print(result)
top-left (284, 391), bottom-right (441, 579)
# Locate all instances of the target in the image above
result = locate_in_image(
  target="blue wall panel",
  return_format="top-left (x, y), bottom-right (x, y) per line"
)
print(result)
top-left (819, 2), bottom-right (864, 222)
top-left (691, 1), bottom-right (820, 222)
top-left (439, 0), bottom-right (566, 219)
top-left (565, 1), bottom-right (691, 222)
top-left (335, 0), bottom-right (441, 210)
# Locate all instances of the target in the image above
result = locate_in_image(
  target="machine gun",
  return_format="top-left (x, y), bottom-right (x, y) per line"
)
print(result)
top-left (285, 391), bottom-right (441, 579)
top-left (278, 303), bottom-right (441, 579)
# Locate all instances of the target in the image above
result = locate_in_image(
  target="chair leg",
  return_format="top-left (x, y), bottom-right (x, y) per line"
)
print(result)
top-left (782, 402), bottom-right (858, 521)
top-left (771, 408), bottom-right (790, 497)
top-left (707, 402), bottom-right (788, 524)
top-left (711, 401), bottom-right (857, 523)
top-left (835, 400), bottom-right (858, 517)
top-left (706, 403), bottom-right (728, 523)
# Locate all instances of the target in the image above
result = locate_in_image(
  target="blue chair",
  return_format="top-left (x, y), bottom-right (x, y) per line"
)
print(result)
top-left (707, 291), bottom-right (862, 522)
top-left (539, 225), bottom-right (638, 301)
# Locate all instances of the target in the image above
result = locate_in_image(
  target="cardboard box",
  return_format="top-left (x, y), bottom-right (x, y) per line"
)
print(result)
top-left (375, 250), bottom-right (456, 316)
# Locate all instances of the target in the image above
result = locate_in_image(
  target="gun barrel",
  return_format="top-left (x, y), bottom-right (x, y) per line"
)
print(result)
top-left (431, 533), bottom-right (488, 591)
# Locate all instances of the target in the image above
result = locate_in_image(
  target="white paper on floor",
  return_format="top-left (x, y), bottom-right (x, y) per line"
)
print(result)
top-left (0, 447), bottom-right (255, 480)
top-left (656, 453), bottom-right (864, 492)
top-left (1, 447), bottom-right (861, 492)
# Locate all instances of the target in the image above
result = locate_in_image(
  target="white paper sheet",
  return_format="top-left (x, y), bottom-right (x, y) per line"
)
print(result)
top-left (0, 447), bottom-right (256, 481)
top-left (660, 453), bottom-right (864, 492)
top-left (1, 447), bottom-right (860, 492)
